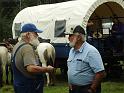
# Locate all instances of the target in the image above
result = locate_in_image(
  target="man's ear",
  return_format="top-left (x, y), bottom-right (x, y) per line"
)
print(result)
top-left (26, 32), bottom-right (30, 39)
top-left (78, 35), bottom-right (81, 40)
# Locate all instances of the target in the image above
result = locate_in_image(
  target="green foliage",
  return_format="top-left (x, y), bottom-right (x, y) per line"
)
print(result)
top-left (0, 0), bottom-right (73, 42)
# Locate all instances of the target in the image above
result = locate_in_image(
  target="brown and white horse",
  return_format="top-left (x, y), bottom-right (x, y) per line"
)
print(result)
top-left (0, 45), bottom-right (12, 87)
top-left (0, 38), bottom-right (17, 87)
top-left (37, 43), bottom-right (56, 86)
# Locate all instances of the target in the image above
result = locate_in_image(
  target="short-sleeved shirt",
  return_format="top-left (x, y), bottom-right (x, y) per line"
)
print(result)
top-left (67, 41), bottom-right (105, 86)
top-left (12, 41), bottom-right (40, 78)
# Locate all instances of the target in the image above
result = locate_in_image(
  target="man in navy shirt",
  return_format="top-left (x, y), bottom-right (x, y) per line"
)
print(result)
top-left (67, 25), bottom-right (106, 93)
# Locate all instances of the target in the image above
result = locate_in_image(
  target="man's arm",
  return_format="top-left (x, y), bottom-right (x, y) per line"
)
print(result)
top-left (26, 64), bottom-right (54, 73)
top-left (89, 70), bottom-right (106, 93)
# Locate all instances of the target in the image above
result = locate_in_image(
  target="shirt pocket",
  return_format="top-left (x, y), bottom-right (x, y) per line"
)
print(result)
top-left (76, 59), bottom-right (83, 71)
top-left (67, 59), bottom-right (72, 67)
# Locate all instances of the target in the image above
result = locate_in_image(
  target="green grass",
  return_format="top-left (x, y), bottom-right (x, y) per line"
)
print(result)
top-left (1, 68), bottom-right (124, 93)
top-left (102, 81), bottom-right (124, 93)
top-left (0, 85), bottom-right (14, 93)
top-left (44, 81), bottom-right (68, 93)
top-left (1, 80), bottom-right (124, 93)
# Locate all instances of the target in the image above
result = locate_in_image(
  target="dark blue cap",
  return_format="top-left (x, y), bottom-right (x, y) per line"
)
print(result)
top-left (64, 25), bottom-right (85, 35)
top-left (21, 23), bottom-right (43, 33)
top-left (73, 25), bottom-right (85, 35)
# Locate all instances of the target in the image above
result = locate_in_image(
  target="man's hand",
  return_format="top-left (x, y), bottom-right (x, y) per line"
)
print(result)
top-left (47, 65), bottom-right (54, 72)
top-left (68, 84), bottom-right (72, 90)
top-left (88, 88), bottom-right (96, 93)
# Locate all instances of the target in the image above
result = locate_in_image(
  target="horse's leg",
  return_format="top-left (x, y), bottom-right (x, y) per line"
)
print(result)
top-left (46, 71), bottom-right (56, 86)
top-left (10, 65), bottom-right (13, 84)
top-left (41, 62), bottom-right (50, 86)
top-left (49, 69), bottom-right (55, 86)
top-left (0, 64), bottom-right (3, 87)
top-left (47, 56), bottom-right (55, 86)
top-left (5, 64), bottom-right (9, 84)
top-left (46, 72), bottom-right (50, 86)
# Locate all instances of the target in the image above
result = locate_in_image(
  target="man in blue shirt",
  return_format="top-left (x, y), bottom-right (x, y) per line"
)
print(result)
top-left (67, 25), bottom-right (106, 93)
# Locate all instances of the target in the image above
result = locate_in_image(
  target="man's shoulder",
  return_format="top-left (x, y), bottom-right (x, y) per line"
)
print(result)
top-left (85, 42), bottom-right (99, 52)
top-left (13, 42), bottom-right (33, 53)
top-left (17, 42), bottom-right (32, 48)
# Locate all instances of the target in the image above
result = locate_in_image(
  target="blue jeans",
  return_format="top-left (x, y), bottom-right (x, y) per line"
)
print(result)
top-left (14, 80), bottom-right (44, 93)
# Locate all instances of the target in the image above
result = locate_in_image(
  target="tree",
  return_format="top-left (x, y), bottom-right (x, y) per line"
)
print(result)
top-left (0, 0), bottom-right (19, 41)
top-left (0, 0), bottom-right (73, 41)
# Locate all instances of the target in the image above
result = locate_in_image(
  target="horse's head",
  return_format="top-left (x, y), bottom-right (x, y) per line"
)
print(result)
top-left (3, 38), bottom-right (18, 52)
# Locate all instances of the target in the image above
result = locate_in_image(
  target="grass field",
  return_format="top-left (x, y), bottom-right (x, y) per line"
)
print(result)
top-left (0, 69), bottom-right (124, 93)
top-left (0, 77), bottom-right (124, 93)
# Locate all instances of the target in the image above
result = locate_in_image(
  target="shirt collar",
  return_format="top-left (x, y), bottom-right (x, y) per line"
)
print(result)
top-left (79, 41), bottom-right (87, 52)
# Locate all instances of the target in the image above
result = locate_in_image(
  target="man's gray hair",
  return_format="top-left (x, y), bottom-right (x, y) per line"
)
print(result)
top-left (73, 32), bottom-right (86, 41)
top-left (80, 34), bottom-right (86, 41)
top-left (19, 32), bottom-right (28, 40)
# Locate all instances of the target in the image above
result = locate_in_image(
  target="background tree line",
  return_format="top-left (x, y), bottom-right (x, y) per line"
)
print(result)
top-left (0, 0), bottom-right (73, 42)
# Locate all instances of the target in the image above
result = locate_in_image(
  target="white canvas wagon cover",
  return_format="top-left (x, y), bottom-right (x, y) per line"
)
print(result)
top-left (12, 0), bottom-right (124, 43)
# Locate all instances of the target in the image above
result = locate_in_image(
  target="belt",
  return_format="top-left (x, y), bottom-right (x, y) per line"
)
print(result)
top-left (71, 84), bottom-right (91, 89)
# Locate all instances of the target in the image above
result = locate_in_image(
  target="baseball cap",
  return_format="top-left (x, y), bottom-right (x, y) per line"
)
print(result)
top-left (73, 25), bottom-right (85, 35)
top-left (21, 23), bottom-right (43, 33)
top-left (65, 25), bottom-right (85, 35)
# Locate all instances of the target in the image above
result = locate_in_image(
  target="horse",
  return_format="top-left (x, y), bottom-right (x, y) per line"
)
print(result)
top-left (37, 43), bottom-right (56, 86)
top-left (0, 38), bottom-right (17, 87)
top-left (0, 45), bottom-right (12, 87)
